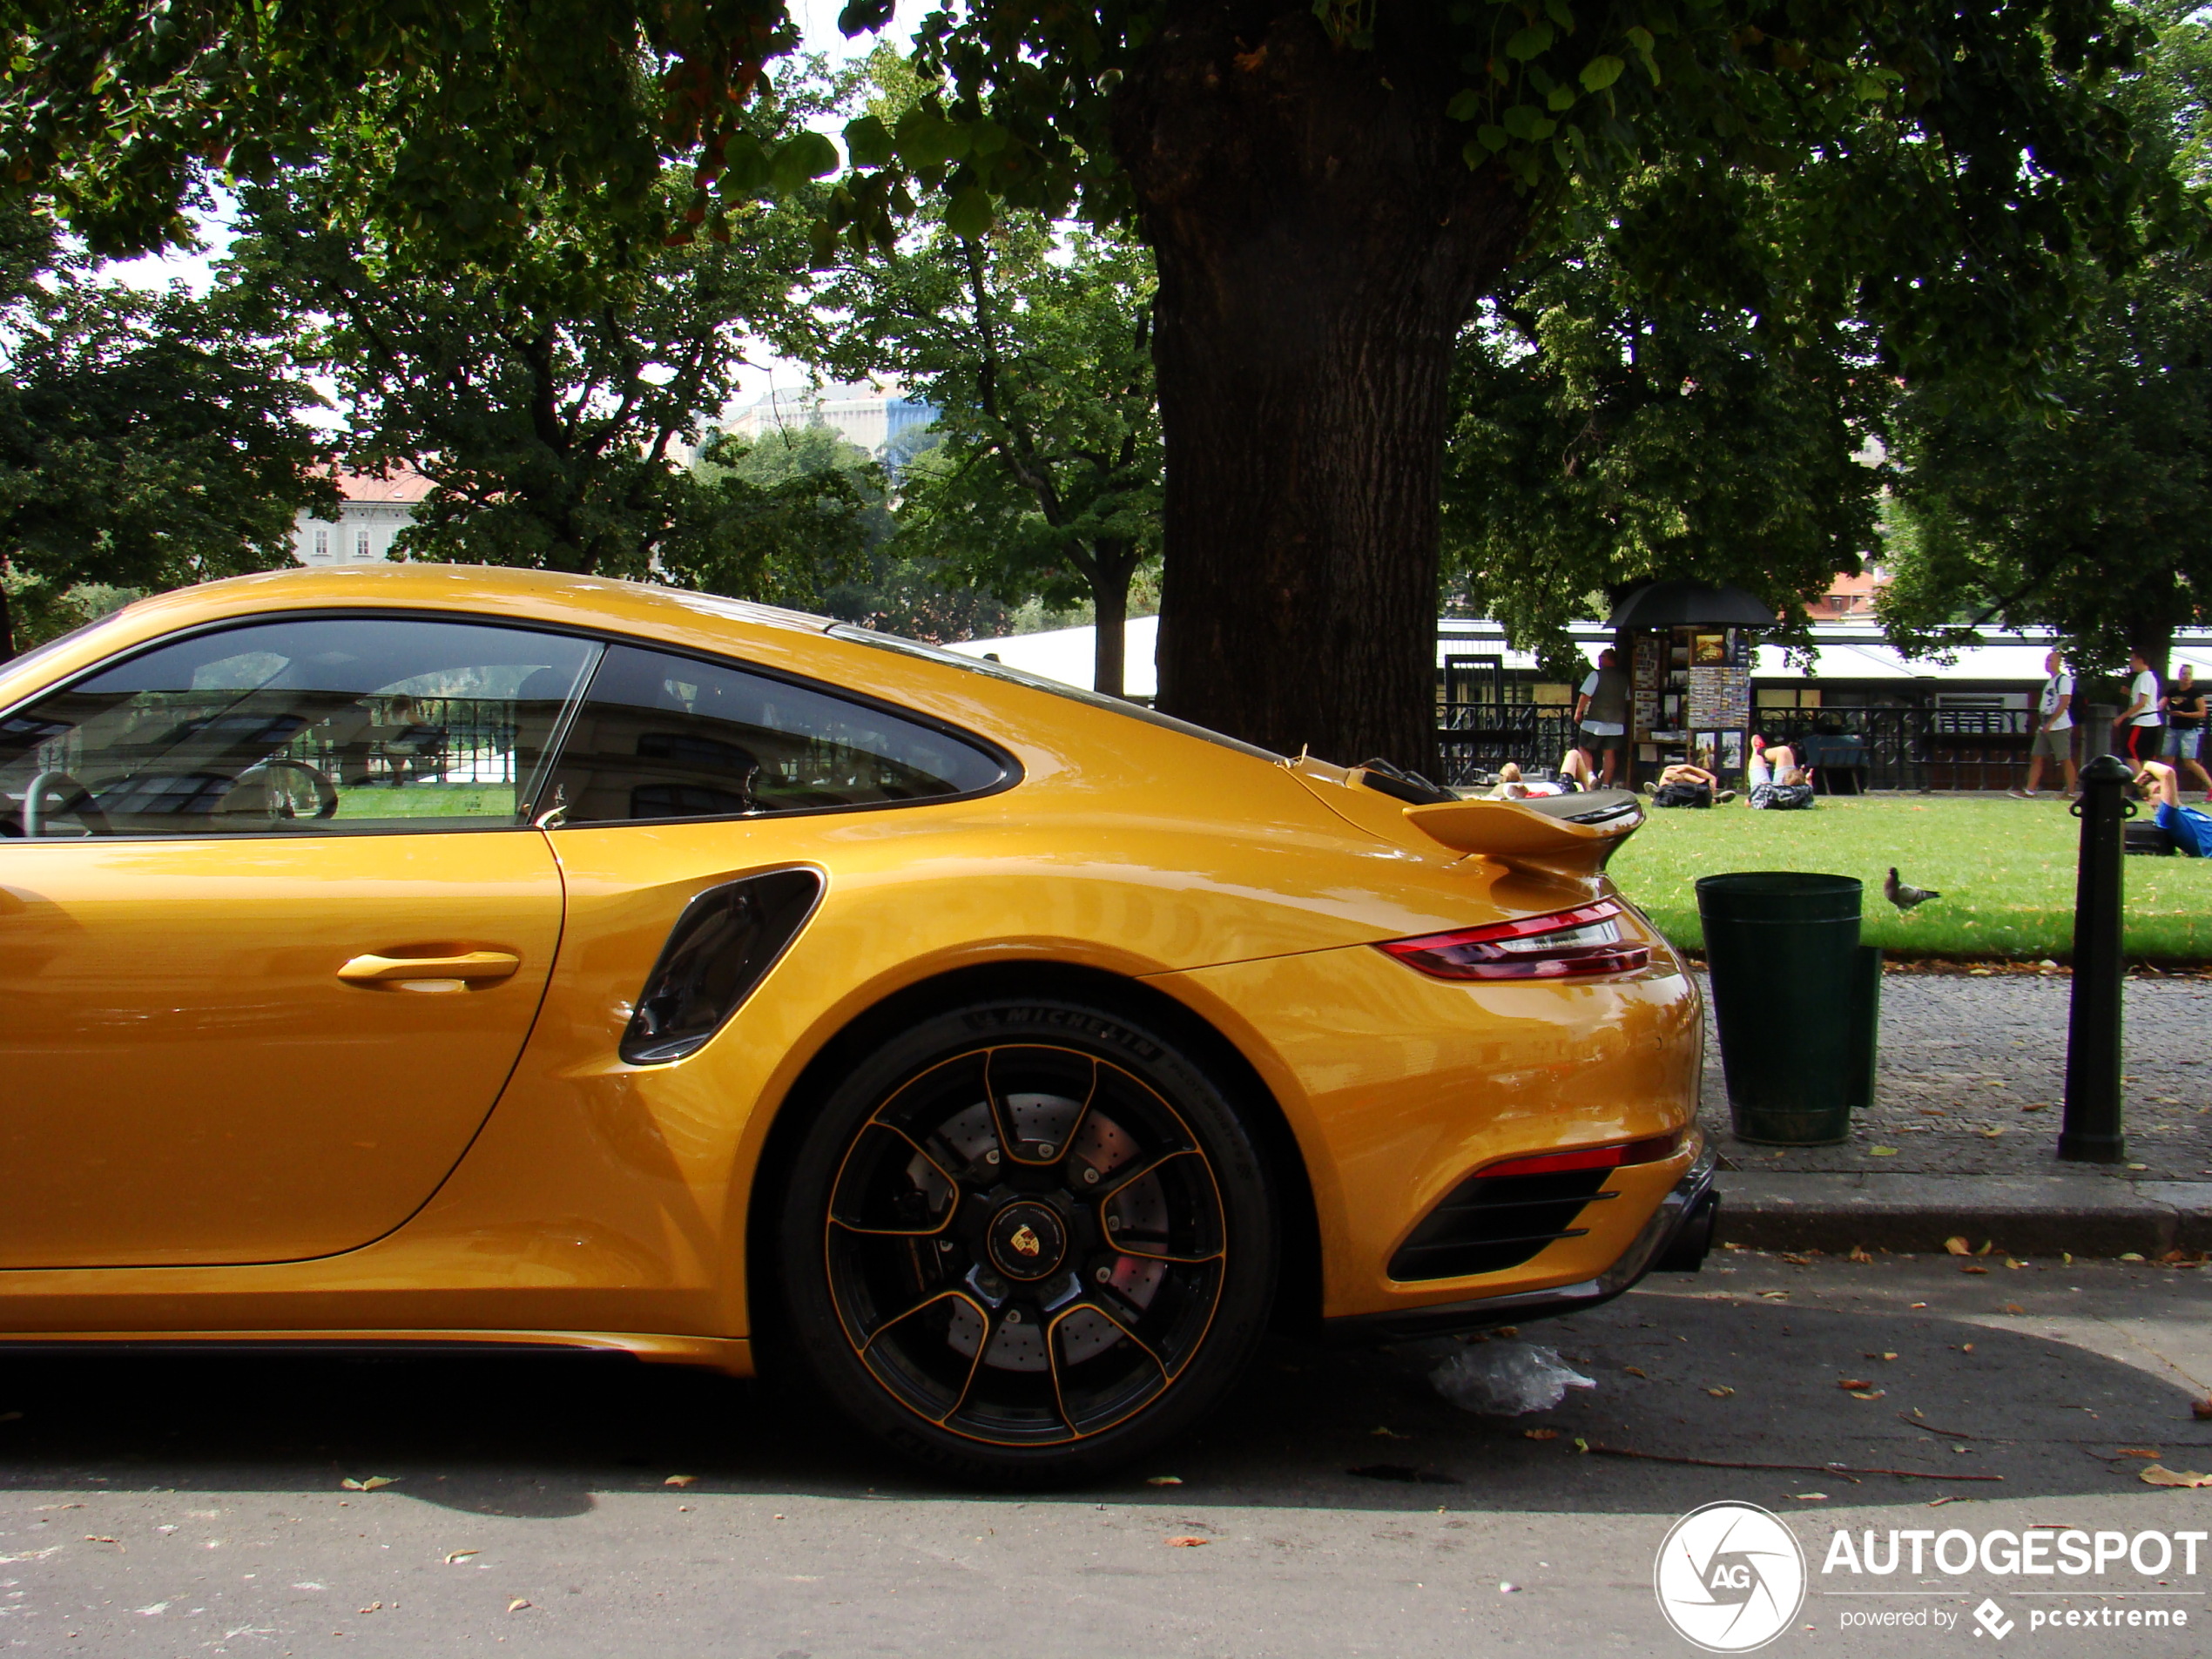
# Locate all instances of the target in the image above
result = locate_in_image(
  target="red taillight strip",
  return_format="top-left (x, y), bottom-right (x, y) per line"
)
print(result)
top-left (1480, 1130), bottom-right (1685, 1180)
top-left (1374, 898), bottom-right (1650, 981)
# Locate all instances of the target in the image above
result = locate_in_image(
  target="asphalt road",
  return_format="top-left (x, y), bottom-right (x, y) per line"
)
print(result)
top-left (1, 1254), bottom-right (2207, 1657)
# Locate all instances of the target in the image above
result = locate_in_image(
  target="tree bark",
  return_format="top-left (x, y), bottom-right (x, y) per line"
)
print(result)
top-left (1090, 540), bottom-right (1136, 699)
top-left (1113, 3), bottom-right (1527, 768)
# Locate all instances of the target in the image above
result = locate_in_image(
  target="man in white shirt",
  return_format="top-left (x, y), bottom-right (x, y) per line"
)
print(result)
top-left (2013, 648), bottom-right (2077, 797)
top-left (2112, 651), bottom-right (2162, 765)
top-left (1572, 647), bottom-right (1630, 787)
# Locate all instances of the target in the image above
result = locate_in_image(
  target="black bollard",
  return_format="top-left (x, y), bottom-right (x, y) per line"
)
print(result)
top-left (2060, 753), bottom-right (2134, 1163)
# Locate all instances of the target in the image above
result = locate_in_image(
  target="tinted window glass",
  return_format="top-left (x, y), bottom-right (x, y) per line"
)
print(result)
top-left (543, 644), bottom-right (1003, 824)
top-left (1, 617), bottom-right (597, 838)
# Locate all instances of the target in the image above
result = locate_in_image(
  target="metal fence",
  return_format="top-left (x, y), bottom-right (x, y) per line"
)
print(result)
top-left (1433, 702), bottom-right (2043, 792)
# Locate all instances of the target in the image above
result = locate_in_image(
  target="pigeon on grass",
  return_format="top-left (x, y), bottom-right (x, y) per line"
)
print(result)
top-left (1884, 867), bottom-right (1940, 913)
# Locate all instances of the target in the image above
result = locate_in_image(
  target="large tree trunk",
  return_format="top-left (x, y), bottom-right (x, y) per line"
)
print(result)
top-left (1114, 3), bottom-right (1526, 768)
top-left (1093, 560), bottom-right (1129, 699)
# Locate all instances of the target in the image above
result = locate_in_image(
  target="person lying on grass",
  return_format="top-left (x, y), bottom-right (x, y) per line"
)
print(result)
top-left (1748, 737), bottom-right (1816, 811)
top-left (1643, 762), bottom-right (1733, 807)
top-left (1488, 752), bottom-right (1595, 799)
top-left (2136, 760), bottom-right (2212, 857)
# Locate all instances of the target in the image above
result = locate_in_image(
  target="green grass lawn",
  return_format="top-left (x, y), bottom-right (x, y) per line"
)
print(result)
top-left (1604, 794), bottom-right (2212, 963)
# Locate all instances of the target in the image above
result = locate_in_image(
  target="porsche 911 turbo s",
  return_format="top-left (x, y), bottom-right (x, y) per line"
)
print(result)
top-left (0, 566), bottom-right (1712, 1481)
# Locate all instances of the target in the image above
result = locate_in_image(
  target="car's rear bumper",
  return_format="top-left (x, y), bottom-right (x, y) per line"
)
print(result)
top-left (1318, 1144), bottom-right (1718, 1344)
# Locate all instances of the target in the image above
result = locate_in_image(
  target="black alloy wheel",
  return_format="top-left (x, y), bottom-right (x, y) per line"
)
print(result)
top-left (774, 997), bottom-right (1278, 1484)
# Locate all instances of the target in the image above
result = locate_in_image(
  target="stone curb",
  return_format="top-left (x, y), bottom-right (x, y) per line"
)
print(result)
top-left (1713, 1172), bottom-right (2212, 1258)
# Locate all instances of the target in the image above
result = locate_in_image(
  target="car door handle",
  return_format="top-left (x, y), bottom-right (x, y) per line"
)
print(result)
top-left (337, 950), bottom-right (523, 986)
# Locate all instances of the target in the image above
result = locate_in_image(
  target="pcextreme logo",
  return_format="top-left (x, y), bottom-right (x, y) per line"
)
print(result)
top-left (1654, 1501), bottom-right (1808, 1652)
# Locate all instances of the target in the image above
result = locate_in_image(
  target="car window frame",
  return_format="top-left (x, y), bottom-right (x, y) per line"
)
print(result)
top-left (1, 608), bottom-right (1021, 843)
top-left (538, 636), bottom-right (1020, 831)
top-left (0, 608), bottom-right (606, 843)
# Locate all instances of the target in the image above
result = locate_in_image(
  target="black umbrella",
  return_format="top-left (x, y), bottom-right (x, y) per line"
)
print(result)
top-left (1605, 580), bottom-right (1777, 629)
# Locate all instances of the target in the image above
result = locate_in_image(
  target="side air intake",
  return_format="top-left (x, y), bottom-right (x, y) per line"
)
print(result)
top-left (619, 868), bottom-right (823, 1065)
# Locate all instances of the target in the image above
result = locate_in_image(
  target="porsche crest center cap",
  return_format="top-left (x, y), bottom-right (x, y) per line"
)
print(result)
top-left (987, 1201), bottom-right (1068, 1281)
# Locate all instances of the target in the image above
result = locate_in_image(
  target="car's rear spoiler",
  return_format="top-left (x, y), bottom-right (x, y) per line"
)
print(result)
top-left (1400, 788), bottom-right (1643, 878)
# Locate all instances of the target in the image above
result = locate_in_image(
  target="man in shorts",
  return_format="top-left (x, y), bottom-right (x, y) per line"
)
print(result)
top-left (2113, 651), bottom-right (2162, 765)
top-left (2161, 663), bottom-right (2210, 799)
top-left (2137, 761), bottom-right (2212, 856)
top-left (2013, 648), bottom-right (2077, 797)
top-left (1573, 648), bottom-right (1631, 787)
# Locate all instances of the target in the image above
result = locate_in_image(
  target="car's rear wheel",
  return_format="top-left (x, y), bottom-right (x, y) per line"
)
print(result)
top-left (773, 996), bottom-right (1278, 1484)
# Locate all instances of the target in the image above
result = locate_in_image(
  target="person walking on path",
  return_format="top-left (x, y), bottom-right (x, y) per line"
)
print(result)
top-left (1573, 648), bottom-right (1631, 787)
top-left (2114, 651), bottom-right (2163, 765)
top-left (2161, 662), bottom-right (2211, 799)
top-left (2013, 648), bottom-right (2079, 798)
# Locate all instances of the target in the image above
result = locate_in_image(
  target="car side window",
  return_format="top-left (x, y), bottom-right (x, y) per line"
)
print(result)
top-left (541, 644), bottom-right (1005, 825)
top-left (0, 617), bottom-right (598, 838)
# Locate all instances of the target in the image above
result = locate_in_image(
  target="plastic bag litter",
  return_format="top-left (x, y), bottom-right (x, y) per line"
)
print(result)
top-left (1429, 1340), bottom-right (1595, 1416)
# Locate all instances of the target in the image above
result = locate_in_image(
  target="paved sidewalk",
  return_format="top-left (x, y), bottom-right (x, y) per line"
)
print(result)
top-left (1696, 969), bottom-right (2212, 1255)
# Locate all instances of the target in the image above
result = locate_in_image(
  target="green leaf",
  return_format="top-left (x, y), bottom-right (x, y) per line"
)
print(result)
top-left (770, 131), bottom-right (840, 193)
top-left (1478, 124), bottom-right (1510, 152)
top-left (944, 185), bottom-right (995, 239)
top-left (717, 134), bottom-right (772, 197)
top-left (1501, 103), bottom-right (1556, 141)
top-left (842, 115), bottom-right (894, 170)
top-left (895, 107), bottom-right (972, 169)
top-left (1624, 26), bottom-right (1655, 52)
top-left (968, 119), bottom-right (1010, 157)
top-left (1547, 84), bottom-right (1576, 111)
top-left (1447, 88), bottom-right (1484, 122)
top-left (1579, 54), bottom-right (1624, 91)
top-left (1506, 24), bottom-right (1554, 61)
top-left (1543, 0), bottom-right (1575, 33)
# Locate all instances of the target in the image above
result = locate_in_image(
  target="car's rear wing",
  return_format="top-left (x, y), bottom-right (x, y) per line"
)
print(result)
top-left (1401, 788), bottom-right (1643, 879)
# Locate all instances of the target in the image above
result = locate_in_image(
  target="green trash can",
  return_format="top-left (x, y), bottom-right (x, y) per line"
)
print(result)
top-left (1695, 872), bottom-right (1882, 1145)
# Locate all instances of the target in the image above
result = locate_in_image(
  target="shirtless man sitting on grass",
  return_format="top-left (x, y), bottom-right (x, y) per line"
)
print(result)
top-left (2137, 760), bottom-right (2212, 857)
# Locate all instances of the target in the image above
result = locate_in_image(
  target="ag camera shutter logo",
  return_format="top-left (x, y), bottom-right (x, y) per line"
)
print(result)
top-left (1655, 1501), bottom-right (1808, 1651)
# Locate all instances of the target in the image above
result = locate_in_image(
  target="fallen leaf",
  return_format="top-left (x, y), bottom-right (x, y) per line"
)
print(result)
top-left (1165, 1536), bottom-right (1210, 1548)
top-left (1792, 1493), bottom-right (1830, 1501)
top-left (1945, 1237), bottom-right (1971, 1256)
top-left (1848, 1247), bottom-right (1873, 1264)
top-left (1976, 1241), bottom-right (1995, 1257)
top-left (1960, 1264), bottom-right (1991, 1275)
top-left (2121, 1252), bottom-right (2147, 1263)
top-left (1850, 1390), bottom-right (1886, 1401)
top-left (2006, 1258), bottom-right (2026, 1270)
top-left (1864, 1352), bottom-right (1898, 1362)
top-left (1369, 1427), bottom-right (1409, 1440)
top-left (508, 1598), bottom-right (532, 1612)
top-left (1782, 1253), bottom-right (1811, 1265)
top-left (340, 1477), bottom-right (394, 1492)
top-left (358, 1602), bottom-right (382, 1615)
top-left (1145, 1475), bottom-right (1184, 1485)
top-left (1623, 1366), bottom-right (1648, 1378)
top-left (1838, 1379), bottom-right (1876, 1391)
top-left (0, 1411), bottom-right (22, 1424)
top-left (1707, 1386), bottom-right (1735, 1398)
top-left (444, 1550), bottom-right (478, 1564)
top-left (663, 1475), bottom-right (697, 1488)
top-left (2002, 1304), bottom-right (2027, 1315)
top-left (2116, 1448), bottom-right (2161, 1459)
top-left (1522, 1428), bottom-right (1560, 1441)
top-left (1961, 1343), bottom-right (1975, 1352)
top-left (2140, 1467), bottom-right (2212, 1488)
top-left (84, 1536), bottom-right (117, 1544)
top-left (1910, 1302), bottom-right (1928, 1309)
top-left (2193, 1399), bottom-right (2212, 1421)
top-left (1869, 1146), bottom-right (1898, 1157)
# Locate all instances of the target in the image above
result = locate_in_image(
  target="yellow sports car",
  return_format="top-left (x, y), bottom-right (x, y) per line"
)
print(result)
top-left (0, 566), bottom-right (1710, 1480)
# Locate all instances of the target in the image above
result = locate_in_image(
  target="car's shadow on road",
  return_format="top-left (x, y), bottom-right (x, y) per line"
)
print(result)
top-left (0, 1271), bottom-right (2201, 1519)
